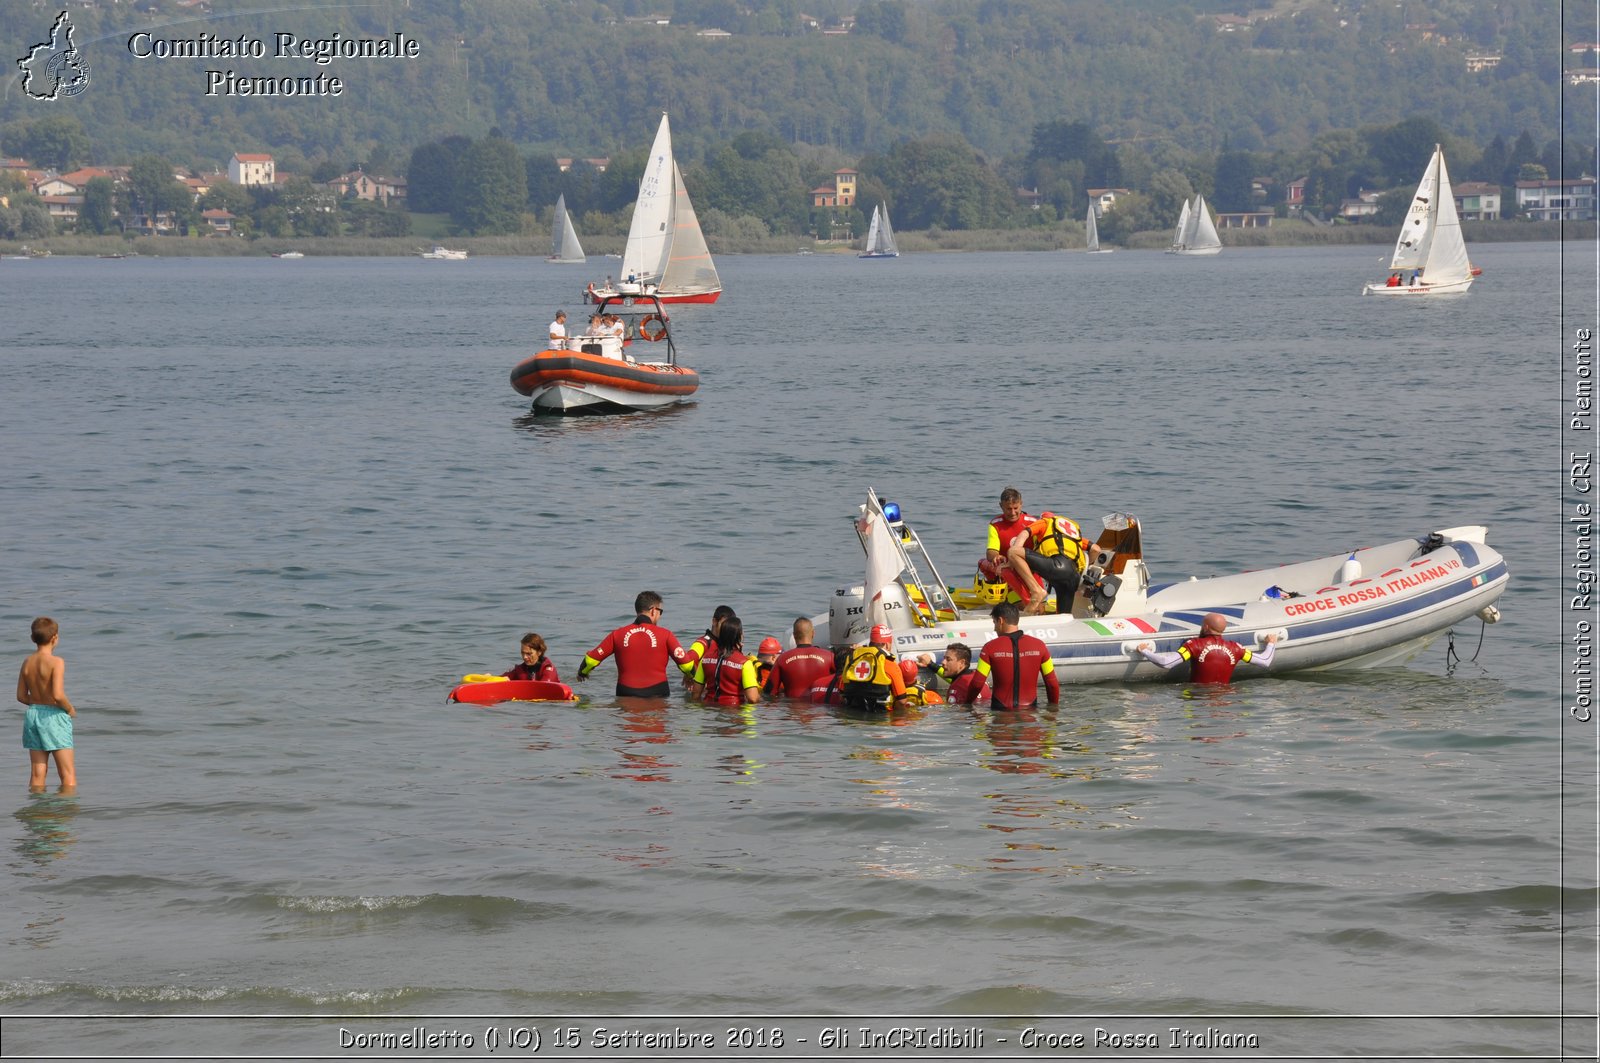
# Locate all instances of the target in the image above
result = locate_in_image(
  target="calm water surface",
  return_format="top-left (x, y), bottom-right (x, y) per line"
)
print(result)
top-left (0, 244), bottom-right (1592, 1058)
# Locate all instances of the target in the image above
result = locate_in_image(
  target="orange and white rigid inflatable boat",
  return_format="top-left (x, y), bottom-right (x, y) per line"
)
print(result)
top-left (510, 293), bottom-right (698, 414)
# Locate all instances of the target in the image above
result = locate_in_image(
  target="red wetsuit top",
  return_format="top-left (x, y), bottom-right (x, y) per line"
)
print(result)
top-left (987, 511), bottom-right (1036, 601)
top-left (503, 657), bottom-right (561, 683)
top-left (971, 630), bottom-right (1060, 710)
top-left (766, 644), bottom-right (836, 696)
top-left (581, 615), bottom-right (690, 696)
top-left (943, 666), bottom-right (985, 705)
top-left (807, 674), bottom-right (845, 705)
top-left (1177, 636), bottom-right (1255, 684)
top-left (693, 650), bottom-right (760, 707)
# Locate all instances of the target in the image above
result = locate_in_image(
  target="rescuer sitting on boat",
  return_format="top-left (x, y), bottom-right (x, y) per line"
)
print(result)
top-left (979, 486), bottom-right (1034, 604)
top-left (1134, 613), bottom-right (1278, 685)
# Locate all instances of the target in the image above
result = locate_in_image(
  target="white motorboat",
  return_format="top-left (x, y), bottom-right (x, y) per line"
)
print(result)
top-left (419, 245), bottom-right (468, 260)
top-left (819, 491), bottom-right (1508, 685)
top-left (1362, 144), bottom-right (1474, 296)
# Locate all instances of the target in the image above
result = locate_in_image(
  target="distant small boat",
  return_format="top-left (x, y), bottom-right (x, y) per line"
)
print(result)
top-left (859, 203), bottom-right (900, 258)
top-left (547, 194), bottom-right (586, 264)
top-left (1086, 204), bottom-right (1113, 254)
top-left (511, 291), bottom-right (698, 414)
top-left (98, 252), bottom-right (126, 259)
top-left (272, 251), bottom-right (304, 259)
top-left (419, 245), bottom-right (468, 260)
top-left (1167, 194), bottom-right (1221, 255)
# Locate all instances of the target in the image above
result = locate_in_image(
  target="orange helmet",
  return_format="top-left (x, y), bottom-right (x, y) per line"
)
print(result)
top-left (758, 637), bottom-right (782, 654)
top-left (869, 624), bottom-right (893, 645)
top-left (899, 659), bottom-right (920, 683)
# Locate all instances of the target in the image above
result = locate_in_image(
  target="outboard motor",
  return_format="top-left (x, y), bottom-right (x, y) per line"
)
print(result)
top-left (1081, 567), bottom-right (1121, 617)
top-left (829, 585), bottom-right (868, 647)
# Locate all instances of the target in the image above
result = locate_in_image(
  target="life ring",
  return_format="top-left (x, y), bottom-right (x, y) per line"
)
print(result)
top-left (638, 315), bottom-right (668, 342)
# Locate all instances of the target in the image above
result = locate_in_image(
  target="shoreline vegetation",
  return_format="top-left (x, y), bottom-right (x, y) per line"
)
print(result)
top-left (0, 220), bottom-right (1580, 258)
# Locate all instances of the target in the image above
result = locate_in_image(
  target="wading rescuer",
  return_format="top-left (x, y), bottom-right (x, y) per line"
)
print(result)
top-left (840, 625), bottom-right (909, 712)
top-left (964, 603), bottom-right (1060, 710)
top-left (576, 590), bottom-right (690, 697)
top-left (1134, 612), bottom-right (1278, 684)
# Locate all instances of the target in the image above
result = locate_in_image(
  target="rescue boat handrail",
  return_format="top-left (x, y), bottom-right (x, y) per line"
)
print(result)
top-left (860, 490), bottom-right (959, 624)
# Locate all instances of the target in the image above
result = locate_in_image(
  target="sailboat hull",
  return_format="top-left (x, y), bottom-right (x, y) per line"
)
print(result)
top-left (857, 252), bottom-right (899, 259)
top-left (1361, 278), bottom-right (1473, 296)
top-left (1166, 246), bottom-right (1221, 256)
top-left (585, 286), bottom-right (720, 305)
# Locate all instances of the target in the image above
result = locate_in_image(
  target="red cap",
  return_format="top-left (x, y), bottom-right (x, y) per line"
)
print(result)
top-left (869, 624), bottom-right (893, 645)
top-left (758, 637), bottom-right (782, 654)
top-left (899, 659), bottom-right (920, 683)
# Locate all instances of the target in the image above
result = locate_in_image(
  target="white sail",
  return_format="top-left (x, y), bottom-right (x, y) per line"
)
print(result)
top-left (1085, 205), bottom-right (1100, 251)
top-left (549, 194), bottom-right (585, 263)
top-left (619, 114), bottom-right (675, 285)
top-left (658, 160), bottom-right (721, 296)
top-left (860, 202), bottom-right (899, 257)
top-left (863, 205), bottom-right (881, 251)
top-left (1171, 199), bottom-right (1192, 248)
top-left (1388, 145), bottom-right (1471, 285)
top-left (1189, 195), bottom-right (1222, 251)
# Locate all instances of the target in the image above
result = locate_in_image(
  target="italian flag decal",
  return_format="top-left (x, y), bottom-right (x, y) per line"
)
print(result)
top-left (1083, 617), bottom-right (1158, 636)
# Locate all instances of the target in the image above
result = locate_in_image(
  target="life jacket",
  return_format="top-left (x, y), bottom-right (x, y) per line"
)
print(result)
top-left (841, 645), bottom-right (899, 710)
top-left (1029, 516), bottom-right (1089, 570)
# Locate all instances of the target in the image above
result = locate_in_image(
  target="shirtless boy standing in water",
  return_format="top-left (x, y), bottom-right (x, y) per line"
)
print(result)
top-left (17, 617), bottom-right (76, 792)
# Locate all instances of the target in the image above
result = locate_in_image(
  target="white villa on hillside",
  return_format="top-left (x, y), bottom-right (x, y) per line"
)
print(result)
top-left (228, 153), bottom-right (275, 187)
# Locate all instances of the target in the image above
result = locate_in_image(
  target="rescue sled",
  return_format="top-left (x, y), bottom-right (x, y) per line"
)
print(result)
top-left (818, 491), bottom-right (1509, 685)
top-left (449, 675), bottom-right (578, 704)
top-left (511, 291), bottom-right (698, 414)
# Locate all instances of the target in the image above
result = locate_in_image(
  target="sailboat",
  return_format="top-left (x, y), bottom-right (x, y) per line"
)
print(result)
top-left (1167, 194), bottom-right (1221, 255)
top-left (547, 194), bottom-right (586, 264)
top-left (859, 203), bottom-right (900, 258)
top-left (1086, 204), bottom-right (1113, 253)
top-left (585, 113), bottom-right (721, 304)
top-left (1362, 144), bottom-right (1473, 296)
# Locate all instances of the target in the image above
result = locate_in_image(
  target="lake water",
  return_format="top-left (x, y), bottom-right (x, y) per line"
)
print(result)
top-left (1, 243), bottom-right (1593, 1059)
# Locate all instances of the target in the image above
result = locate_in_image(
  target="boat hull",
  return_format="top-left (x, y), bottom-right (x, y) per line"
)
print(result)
top-left (510, 349), bottom-right (698, 414)
top-left (586, 286), bottom-right (720, 305)
top-left (1361, 278), bottom-right (1474, 296)
top-left (831, 531), bottom-right (1508, 686)
top-left (858, 252), bottom-right (899, 259)
top-left (1166, 247), bottom-right (1221, 256)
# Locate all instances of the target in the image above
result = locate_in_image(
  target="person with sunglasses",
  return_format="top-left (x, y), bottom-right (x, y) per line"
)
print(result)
top-left (577, 590), bottom-right (690, 698)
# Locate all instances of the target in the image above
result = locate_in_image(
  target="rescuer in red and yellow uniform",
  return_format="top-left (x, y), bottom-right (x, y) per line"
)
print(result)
top-left (980, 487), bottom-right (1035, 605)
top-left (1135, 613), bottom-right (1278, 684)
top-left (1007, 511), bottom-right (1095, 616)
top-left (577, 590), bottom-right (691, 697)
top-left (964, 602), bottom-right (1060, 711)
top-left (688, 617), bottom-right (762, 706)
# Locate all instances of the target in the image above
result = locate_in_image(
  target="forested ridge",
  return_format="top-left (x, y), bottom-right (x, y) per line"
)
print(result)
top-left (0, 0), bottom-right (1588, 242)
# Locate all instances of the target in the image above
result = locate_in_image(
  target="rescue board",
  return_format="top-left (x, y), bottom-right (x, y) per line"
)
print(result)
top-left (448, 679), bottom-right (577, 704)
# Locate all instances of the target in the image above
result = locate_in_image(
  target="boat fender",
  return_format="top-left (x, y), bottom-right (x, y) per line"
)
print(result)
top-left (462, 674), bottom-right (509, 684)
top-left (638, 315), bottom-right (668, 342)
top-left (1476, 605), bottom-right (1502, 624)
top-left (1336, 552), bottom-right (1362, 583)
